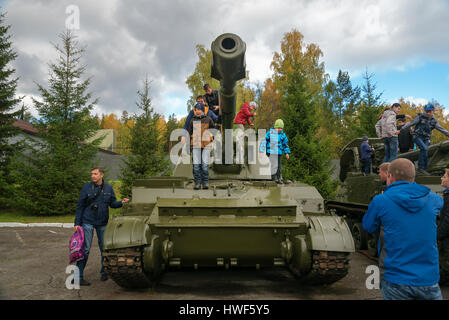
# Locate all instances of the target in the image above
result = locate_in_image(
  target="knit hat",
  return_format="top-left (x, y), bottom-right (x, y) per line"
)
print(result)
top-left (424, 103), bottom-right (435, 111)
top-left (362, 135), bottom-right (368, 141)
top-left (194, 102), bottom-right (205, 111)
top-left (274, 119), bottom-right (284, 129)
top-left (249, 101), bottom-right (257, 109)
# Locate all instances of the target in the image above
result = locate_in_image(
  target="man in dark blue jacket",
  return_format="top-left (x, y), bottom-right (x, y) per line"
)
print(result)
top-left (360, 135), bottom-right (374, 175)
top-left (362, 158), bottom-right (443, 300)
top-left (73, 167), bottom-right (129, 285)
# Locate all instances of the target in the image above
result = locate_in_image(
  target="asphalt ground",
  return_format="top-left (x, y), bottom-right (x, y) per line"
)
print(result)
top-left (0, 227), bottom-right (448, 300)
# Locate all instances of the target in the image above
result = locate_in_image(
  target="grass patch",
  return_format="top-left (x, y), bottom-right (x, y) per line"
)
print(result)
top-left (0, 209), bottom-right (75, 223)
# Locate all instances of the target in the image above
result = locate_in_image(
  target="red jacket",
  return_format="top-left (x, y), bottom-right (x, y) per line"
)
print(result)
top-left (234, 102), bottom-right (255, 126)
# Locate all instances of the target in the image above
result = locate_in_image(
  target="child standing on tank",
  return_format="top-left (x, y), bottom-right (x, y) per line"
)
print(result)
top-left (187, 103), bottom-right (215, 190)
top-left (259, 119), bottom-right (290, 184)
top-left (400, 103), bottom-right (449, 175)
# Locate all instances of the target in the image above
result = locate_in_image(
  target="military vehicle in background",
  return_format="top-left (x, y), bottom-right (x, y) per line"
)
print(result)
top-left (101, 33), bottom-right (355, 289)
top-left (327, 137), bottom-right (449, 257)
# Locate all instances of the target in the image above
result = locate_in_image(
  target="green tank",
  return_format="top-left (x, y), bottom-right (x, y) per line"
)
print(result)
top-left (329, 137), bottom-right (449, 258)
top-left (102, 33), bottom-right (355, 289)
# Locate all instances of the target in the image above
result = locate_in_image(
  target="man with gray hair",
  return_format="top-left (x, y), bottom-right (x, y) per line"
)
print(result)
top-left (362, 158), bottom-right (443, 300)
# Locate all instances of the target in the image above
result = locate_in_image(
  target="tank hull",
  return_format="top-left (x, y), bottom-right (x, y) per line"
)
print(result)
top-left (103, 178), bottom-right (354, 288)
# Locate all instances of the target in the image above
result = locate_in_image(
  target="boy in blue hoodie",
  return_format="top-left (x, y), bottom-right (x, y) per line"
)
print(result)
top-left (259, 119), bottom-right (290, 183)
top-left (362, 158), bottom-right (443, 300)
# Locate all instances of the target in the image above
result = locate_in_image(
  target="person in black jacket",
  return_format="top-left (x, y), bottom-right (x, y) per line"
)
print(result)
top-left (397, 118), bottom-right (414, 153)
top-left (203, 83), bottom-right (220, 117)
top-left (73, 167), bottom-right (129, 285)
top-left (438, 168), bottom-right (449, 284)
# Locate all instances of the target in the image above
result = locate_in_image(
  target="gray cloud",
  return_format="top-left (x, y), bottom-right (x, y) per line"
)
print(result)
top-left (3, 0), bottom-right (449, 118)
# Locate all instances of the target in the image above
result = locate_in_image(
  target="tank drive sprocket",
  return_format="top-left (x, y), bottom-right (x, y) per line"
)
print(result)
top-left (103, 246), bottom-right (153, 289)
top-left (298, 251), bottom-right (351, 285)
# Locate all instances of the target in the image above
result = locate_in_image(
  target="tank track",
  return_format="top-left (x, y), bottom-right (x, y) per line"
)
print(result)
top-left (298, 251), bottom-right (351, 285)
top-left (103, 246), bottom-right (153, 289)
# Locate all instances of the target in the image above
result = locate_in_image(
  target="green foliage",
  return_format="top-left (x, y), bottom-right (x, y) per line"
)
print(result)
top-left (164, 113), bottom-right (181, 153)
top-left (0, 12), bottom-right (21, 208)
top-left (119, 77), bottom-right (169, 198)
top-left (12, 31), bottom-right (101, 215)
top-left (282, 70), bottom-right (338, 199)
top-left (356, 69), bottom-right (385, 137)
top-left (319, 68), bottom-right (386, 155)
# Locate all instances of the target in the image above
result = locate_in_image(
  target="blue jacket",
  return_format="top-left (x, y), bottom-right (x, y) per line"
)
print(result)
top-left (402, 113), bottom-right (449, 140)
top-left (362, 181), bottom-right (443, 286)
top-left (360, 141), bottom-right (373, 160)
top-left (259, 128), bottom-right (291, 155)
top-left (74, 182), bottom-right (123, 226)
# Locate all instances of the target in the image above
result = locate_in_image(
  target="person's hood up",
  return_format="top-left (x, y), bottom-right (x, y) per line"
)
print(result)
top-left (384, 181), bottom-right (431, 213)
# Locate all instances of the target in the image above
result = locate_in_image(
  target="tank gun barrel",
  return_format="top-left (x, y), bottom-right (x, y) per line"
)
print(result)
top-left (211, 33), bottom-right (246, 130)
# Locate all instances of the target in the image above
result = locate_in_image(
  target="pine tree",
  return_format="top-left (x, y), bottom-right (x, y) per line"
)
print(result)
top-left (322, 70), bottom-right (362, 142)
top-left (356, 69), bottom-right (385, 137)
top-left (282, 70), bottom-right (338, 199)
top-left (119, 77), bottom-right (168, 198)
top-left (0, 12), bottom-right (21, 208)
top-left (12, 31), bottom-right (101, 215)
top-left (164, 113), bottom-right (180, 153)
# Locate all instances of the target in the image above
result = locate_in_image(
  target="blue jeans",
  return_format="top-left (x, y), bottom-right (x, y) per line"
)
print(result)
top-left (192, 148), bottom-right (210, 185)
top-left (414, 136), bottom-right (430, 169)
top-left (381, 280), bottom-right (442, 300)
top-left (382, 137), bottom-right (398, 163)
top-left (363, 157), bottom-right (371, 174)
top-left (75, 224), bottom-right (106, 280)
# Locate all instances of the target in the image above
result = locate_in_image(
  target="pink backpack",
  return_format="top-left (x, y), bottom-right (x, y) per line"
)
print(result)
top-left (69, 227), bottom-right (85, 264)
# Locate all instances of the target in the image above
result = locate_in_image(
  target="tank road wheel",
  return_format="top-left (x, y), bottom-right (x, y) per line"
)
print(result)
top-left (352, 223), bottom-right (367, 250)
top-left (367, 233), bottom-right (379, 257)
top-left (297, 251), bottom-right (351, 285)
top-left (344, 218), bottom-right (354, 232)
top-left (103, 246), bottom-right (154, 289)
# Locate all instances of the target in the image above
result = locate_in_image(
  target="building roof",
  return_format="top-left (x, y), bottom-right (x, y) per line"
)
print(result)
top-left (12, 119), bottom-right (121, 155)
top-left (13, 119), bottom-right (38, 135)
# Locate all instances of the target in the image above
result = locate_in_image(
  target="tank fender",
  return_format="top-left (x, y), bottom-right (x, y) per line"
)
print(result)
top-left (306, 216), bottom-right (355, 252)
top-left (103, 216), bottom-right (151, 250)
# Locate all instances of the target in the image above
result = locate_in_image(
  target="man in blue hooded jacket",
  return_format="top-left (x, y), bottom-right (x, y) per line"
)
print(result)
top-left (362, 158), bottom-right (443, 300)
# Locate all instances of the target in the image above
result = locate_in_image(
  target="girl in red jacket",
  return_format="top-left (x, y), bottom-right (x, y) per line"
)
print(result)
top-left (234, 101), bottom-right (256, 163)
top-left (234, 101), bottom-right (256, 129)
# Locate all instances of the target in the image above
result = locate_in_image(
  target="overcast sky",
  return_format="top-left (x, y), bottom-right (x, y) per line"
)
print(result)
top-left (2, 0), bottom-right (449, 119)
